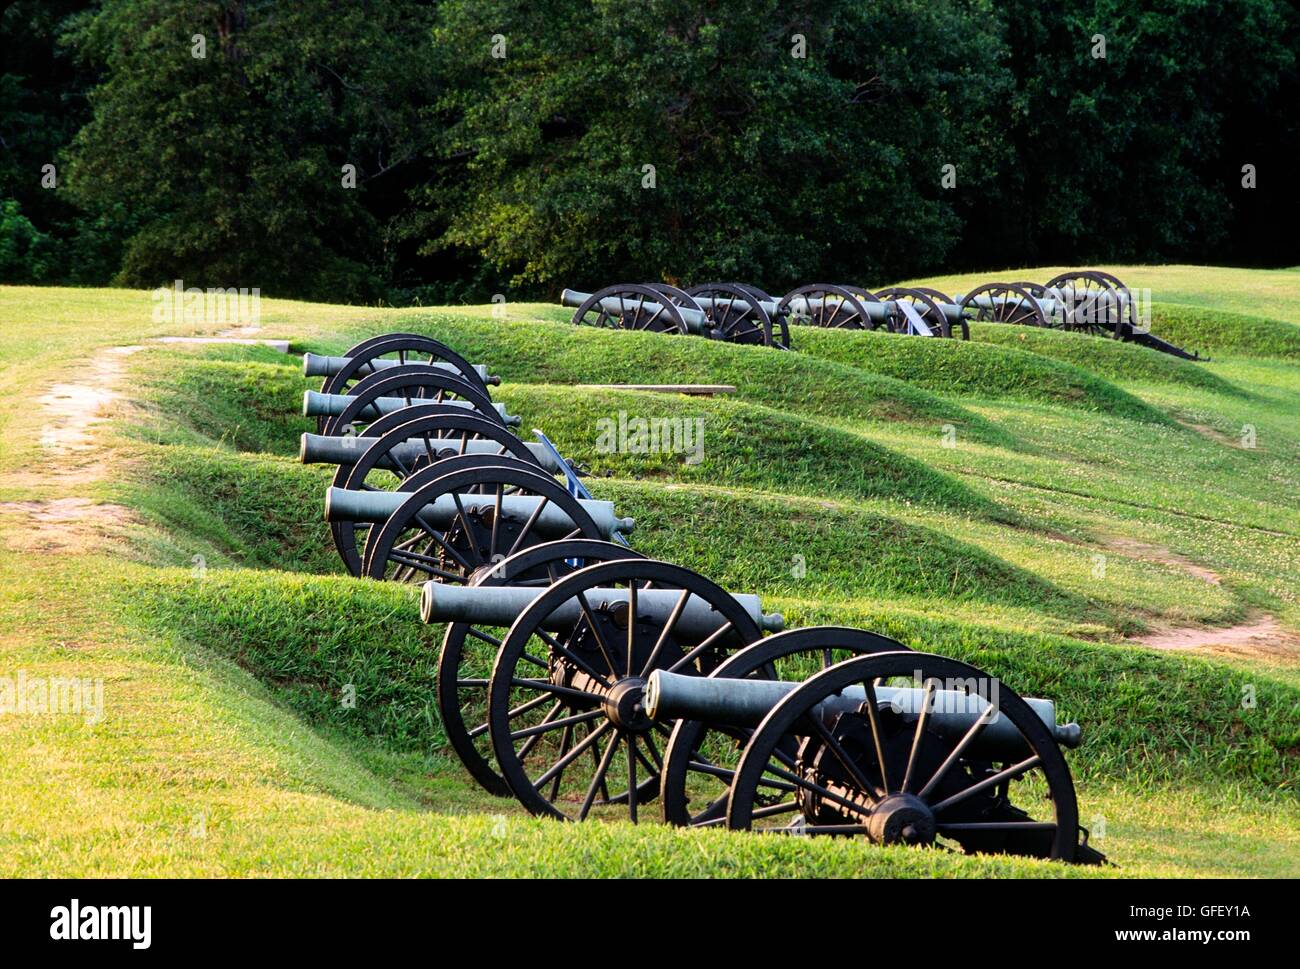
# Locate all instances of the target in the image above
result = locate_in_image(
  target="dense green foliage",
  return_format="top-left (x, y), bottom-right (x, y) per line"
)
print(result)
top-left (1, 0), bottom-right (1297, 297)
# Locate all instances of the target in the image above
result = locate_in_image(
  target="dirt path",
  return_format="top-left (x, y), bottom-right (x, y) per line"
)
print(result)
top-left (1104, 536), bottom-right (1222, 586)
top-left (1138, 615), bottom-right (1300, 660)
top-left (0, 345), bottom-right (143, 553)
top-left (1101, 535), bottom-right (1299, 661)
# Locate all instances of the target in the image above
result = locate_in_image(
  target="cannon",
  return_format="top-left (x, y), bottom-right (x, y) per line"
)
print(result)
top-left (955, 272), bottom-right (1200, 358)
top-left (422, 557), bottom-right (782, 822)
top-left (656, 642), bottom-right (1102, 862)
top-left (308, 332), bottom-right (499, 392)
top-left (562, 284), bottom-right (790, 348)
top-left (567, 283), bottom-right (972, 340)
top-left (303, 365), bottom-right (518, 434)
top-left (277, 333), bottom-right (1108, 862)
top-left (418, 553), bottom-right (1102, 864)
top-left (324, 455), bottom-right (634, 580)
top-left (301, 431), bottom-right (557, 472)
top-left (304, 333), bottom-right (501, 433)
top-left (436, 539), bottom-right (648, 795)
top-left (304, 388), bottom-right (517, 427)
top-left (304, 408), bottom-right (569, 576)
top-left (305, 353), bottom-right (496, 386)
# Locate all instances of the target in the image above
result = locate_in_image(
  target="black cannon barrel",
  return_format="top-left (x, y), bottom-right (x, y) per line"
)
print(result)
top-left (644, 668), bottom-right (1081, 757)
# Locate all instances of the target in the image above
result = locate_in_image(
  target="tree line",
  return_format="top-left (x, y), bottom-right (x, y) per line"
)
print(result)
top-left (1, 0), bottom-right (1296, 303)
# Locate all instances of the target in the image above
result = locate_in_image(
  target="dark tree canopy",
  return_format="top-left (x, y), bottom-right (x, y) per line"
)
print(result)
top-left (0, 0), bottom-right (1296, 300)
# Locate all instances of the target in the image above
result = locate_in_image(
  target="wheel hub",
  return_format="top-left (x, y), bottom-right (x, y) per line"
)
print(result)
top-left (603, 677), bottom-right (652, 732)
top-left (867, 793), bottom-right (935, 847)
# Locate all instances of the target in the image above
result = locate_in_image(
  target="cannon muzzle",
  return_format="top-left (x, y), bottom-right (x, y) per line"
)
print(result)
top-left (302, 390), bottom-right (519, 427)
top-left (644, 669), bottom-right (1081, 756)
top-left (299, 432), bottom-right (563, 474)
top-left (302, 353), bottom-right (500, 385)
top-left (420, 582), bottom-right (785, 639)
top-left (324, 486), bottom-right (634, 540)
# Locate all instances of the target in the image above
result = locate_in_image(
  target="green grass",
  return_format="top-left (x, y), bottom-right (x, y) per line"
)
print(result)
top-left (966, 323), bottom-right (1248, 394)
top-left (136, 356), bottom-right (315, 453)
top-left (1, 266), bottom-right (1298, 878)
top-left (1148, 303), bottom-right (1300, 360)
top-left (792, 326), bottom-right (1175, 421)
top-left (120, 563), bottom-right (1297, 792)
top-left (496, 384), bottom-right (1003, 517)
top-left (308, 312), bottom-right (1020, 449)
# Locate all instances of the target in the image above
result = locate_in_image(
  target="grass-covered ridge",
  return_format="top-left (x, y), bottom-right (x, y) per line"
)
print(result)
top-left (122, 445), bottom-right (338, 574)
top-left (791, 327), bottom-right (1174, 422)
top-left (497, 384), bottom-right (1003, 517)
top-left (1149, 303), bottom-right (1300, 360)
top-left (966, 324), bottom-right (1249, 395)
top-left (136, 356), bottom-right (312, 453)
top-left (314, 313), bottom-right (1020, 449)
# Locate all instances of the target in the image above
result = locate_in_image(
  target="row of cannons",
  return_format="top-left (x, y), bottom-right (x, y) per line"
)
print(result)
top-left (561, 269), bottom-right (1199, 359)
top-left (294, 331), bottom-right (1105, 863)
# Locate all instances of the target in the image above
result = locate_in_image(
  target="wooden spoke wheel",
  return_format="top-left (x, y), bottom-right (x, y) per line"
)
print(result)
top-left (324, 334), bottom-right (493, 397)
top-left (877, 287), bottom-right (963, 339)
top-left (687, 282), bottom-right (789, 349)
top-left (1044, 271), bottom-right (1123, 338)
top-left (1087, 270), bottom-right (1139, 329)
top-left (959, 282), bottom-right (1048, 328)
top-left (313, 334), bottom-right (493, 432)
top-left (360, 457), bottom-right (604, 583)
top-left (727, 651), bottom-right (1086, 863)
top-left (570, 284), bottom-right (692, 335)
top-left (659, 626), bottom-right (910, 827)
top-left (436, 539), bottom-right (646, 796)
top-left (487, 559), bottom-right (766, 821)
top-left (777, 284), bottom-right (874, 330)
top-left (330, 412), bottom-right (540, 577)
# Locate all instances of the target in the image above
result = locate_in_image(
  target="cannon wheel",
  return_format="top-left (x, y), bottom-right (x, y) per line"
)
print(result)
top-left (686, 282), bottom-right (788, 349)
top-left (570, 284), bottom-right (691, 335)
top-left (324, 334), bottom-right (493, 394)
top-left (437, 539), bottom-right (646, 796)
top-left (836, 286), bottom-right (887, 330)
top-left (726, 651), bottom-right (1084, 862)
top-left (1044, 271), bottom-right (1122, 338)
top-left (777, 284), bottom-right (873, 330)
top-left (317, 333), bottom-right (493, 432)
top-left (360, 458), bottom-right (603, 583)
top-left (735, 284), bottom-right (795, 348)
top-left (1010, 281), bottom-right (1048, 299)
top-left (488, 559), bottom-right (765, 822)
top-left (321, 366), bottom-right (503, 437)
top-left (643, 283), bottom-right (705, 314)
top-left (877, 287), bottom-right (963, 339)
top-left (1087, 270), bottom-right (1139, 329)
top-left (337, 451), bottom-right (522, 577)
top-left (659, 626), bottom-right (910, 827)
top-left (959, 282), bottom-right (1048, 328)
top-left (330, 412), bottom-right (540, 577)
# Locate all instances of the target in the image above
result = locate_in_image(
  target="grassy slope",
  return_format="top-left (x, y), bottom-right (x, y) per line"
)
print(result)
top-left (1, 266), bottom-right (1298, 877)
